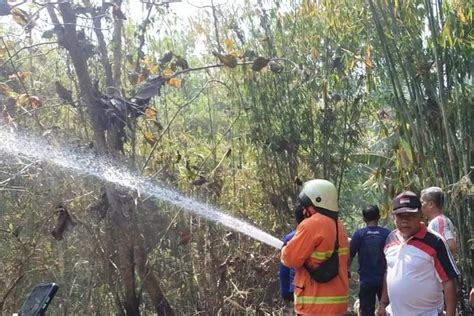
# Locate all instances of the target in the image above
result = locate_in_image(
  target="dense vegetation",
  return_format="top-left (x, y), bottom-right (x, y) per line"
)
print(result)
top-left (0, 0), bottom-right (472, 314)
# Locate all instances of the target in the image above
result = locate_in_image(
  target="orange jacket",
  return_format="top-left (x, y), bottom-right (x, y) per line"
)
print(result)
top-left (281, 212), bottom-right (349, 316)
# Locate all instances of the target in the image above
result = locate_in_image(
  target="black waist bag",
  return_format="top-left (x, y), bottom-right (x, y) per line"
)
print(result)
top-left (304, 218), bottom-right (339, 283)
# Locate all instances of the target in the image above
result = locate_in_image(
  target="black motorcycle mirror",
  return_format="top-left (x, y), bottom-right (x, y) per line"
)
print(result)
top-left (16, 283), bottom-right (58, 316)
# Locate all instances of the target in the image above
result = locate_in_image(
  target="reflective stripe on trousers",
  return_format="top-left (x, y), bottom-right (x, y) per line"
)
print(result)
top-left (294, 295), bottom-right (349, 305)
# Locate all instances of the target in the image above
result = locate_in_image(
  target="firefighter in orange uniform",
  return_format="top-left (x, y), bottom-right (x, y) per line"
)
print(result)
top-left (281, 179), bottom-right (349, 315)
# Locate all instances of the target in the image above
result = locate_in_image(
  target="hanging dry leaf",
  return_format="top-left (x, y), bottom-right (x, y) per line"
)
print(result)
top-left (8, 71), bottom-right (31, 82)
top-left (167, 77), bottom-right (182, 88)
top-left (144, 107), bottom-right (157, 119)
top-left (175, 55), bottom-right (189, 69)
top-left (51, 203), bottom-right (77, 241)
top-left (159, 51), bottom-right (174, 65)
top-left (11, 7), bottom-right (34, 29)
top-left (212, 52), bottom-right (238, 68)
top-left (16, 94), bottom-right (42, 108)
top-left (16, 93), bottom-right (29, 106)
top-left (127, 72), bottom-right (140, 85)
top-left (310, 47), bottom-right (319, 61)
top-left (0, 82), bottom-right (16, 97)
top-left (28, 96), bottom-right (42, 108)
top-left (252, 57), bottom-right (269, 71)
top-left (143, 131), bottom-right (157, 145)
top-left (135, 76), bottom-right (167, 100)
top-left (55, 81), bottom-right (73, 103)
top-left (268, 60), bottom-right (284, 73)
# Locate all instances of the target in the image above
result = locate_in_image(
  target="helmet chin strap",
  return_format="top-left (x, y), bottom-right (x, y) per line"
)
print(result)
top-left (305, 205), bottom-right (338, 220)
top-left (303, 206), bottom-right (317, 218)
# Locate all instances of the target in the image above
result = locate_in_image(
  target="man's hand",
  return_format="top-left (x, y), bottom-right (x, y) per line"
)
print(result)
top-left (375, 303), bottom-right (387, 316)
top-left (376, 272), bottom-right (389, 316)
top-left (442, 278), bottom-right (457, 316)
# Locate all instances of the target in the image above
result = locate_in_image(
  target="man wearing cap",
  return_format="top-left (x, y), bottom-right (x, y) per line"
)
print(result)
top-left (376, 191), bottom-right (459, 316)
top-left (421, 186), bottom-right (457, 256)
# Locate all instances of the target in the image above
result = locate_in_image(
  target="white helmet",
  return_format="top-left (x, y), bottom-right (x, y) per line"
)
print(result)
top-left (298, 179), bottom-right (338, 213)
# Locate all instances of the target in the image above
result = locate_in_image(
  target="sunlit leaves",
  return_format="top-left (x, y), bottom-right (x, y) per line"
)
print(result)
top-left (143, 131), bottom-right (157, 145)
top-left (161, 68), bottom-right (182, 88)
top-left (364, 46), bottom-right (372, 70)
top-left (301, 1), bottom-right (318, 17)
top-left (456, 7), bottom-right (467, 24)
top-left (142, 55), bottom-right (158, 75)
top-left (224, 38), bottom-right (235, 51)
top-left (162, 68), bottom-right (174, 77)
top-left (441, 21), bottom-right (454, 47)
top-left (144, 107), bottom-right (157, 119)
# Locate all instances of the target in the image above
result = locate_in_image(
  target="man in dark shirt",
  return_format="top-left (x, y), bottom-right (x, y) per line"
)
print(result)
top-left (279, 230), bottom-right (296, 315)
top-left (279, 202), bottom-right (306, 315)
top-left (349, 205), bottom-right (390, 316)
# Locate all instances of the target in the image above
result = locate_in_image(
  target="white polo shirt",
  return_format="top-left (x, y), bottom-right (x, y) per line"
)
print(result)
top-left (384, 224), bottom-right (458, 316)
top-left (428, 215), bottom-right (455, 242)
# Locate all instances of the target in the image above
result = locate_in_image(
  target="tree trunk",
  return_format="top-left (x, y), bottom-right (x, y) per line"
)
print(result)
top-left (46, 2), bottom-right (173, 315)
top-left (135, 232), bottom-right (174, 315)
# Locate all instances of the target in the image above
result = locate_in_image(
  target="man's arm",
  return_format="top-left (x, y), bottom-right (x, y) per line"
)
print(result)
top-left (348, 231), bottom-right (360, 268)
top-left (434, 236), bottom-right (459, 316)
top-left (443, 278), bottom-right (457, 316)
top-left (281, 223), bottom-right (318, 268)
top-left (446, 239), bottom-right (457, 256)
top-left (375, 272), bottom-right (388, 316)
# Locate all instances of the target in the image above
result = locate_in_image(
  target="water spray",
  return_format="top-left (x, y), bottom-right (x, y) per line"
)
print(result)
top-left (0, 128), bottom-right (284, 249)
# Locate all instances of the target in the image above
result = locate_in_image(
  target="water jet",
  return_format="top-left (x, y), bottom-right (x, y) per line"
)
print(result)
top-left (0, 128), bottom-right (284, 249)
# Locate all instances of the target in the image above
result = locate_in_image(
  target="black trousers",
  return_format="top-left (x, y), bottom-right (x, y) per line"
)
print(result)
top-left (359, 284), bottom-right (383, 316)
